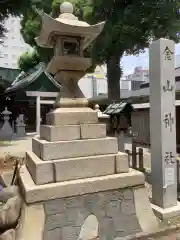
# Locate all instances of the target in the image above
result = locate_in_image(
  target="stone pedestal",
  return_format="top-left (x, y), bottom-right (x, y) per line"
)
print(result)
top-left (16, 114), bottom-right (26, 138)
top-left (17, 107), bottom-right (159, 240)
top-left (16, 125), bottom-right (26, 138)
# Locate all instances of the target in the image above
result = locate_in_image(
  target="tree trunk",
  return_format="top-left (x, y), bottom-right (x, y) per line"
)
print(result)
top-left (107, 54), bottom-right (121, 101)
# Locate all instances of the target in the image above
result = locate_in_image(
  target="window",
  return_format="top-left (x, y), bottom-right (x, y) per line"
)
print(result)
top-left (63, 39), bottom-right (80, 56)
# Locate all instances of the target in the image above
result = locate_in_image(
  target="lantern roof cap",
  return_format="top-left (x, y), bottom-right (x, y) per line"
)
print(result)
top-left (55, 2), bottom-right (89, 27)
top-left (60, 2), bottom-right (74, 14)
top-left (35, 1), bottom-right (105, 50)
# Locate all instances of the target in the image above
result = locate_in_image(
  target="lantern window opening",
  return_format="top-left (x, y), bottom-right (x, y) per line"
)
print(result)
top-left (62, 38), bottom-right (80, 57)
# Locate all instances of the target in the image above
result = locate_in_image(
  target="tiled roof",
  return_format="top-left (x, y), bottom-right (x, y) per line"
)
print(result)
top-left (5, 63), bottom-right (61, 93)
top-left (103, 101), bottom-right (134, 115)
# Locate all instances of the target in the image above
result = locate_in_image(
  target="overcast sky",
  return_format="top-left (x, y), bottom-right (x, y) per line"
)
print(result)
top-left (121, 43), bottom-right (180, 76)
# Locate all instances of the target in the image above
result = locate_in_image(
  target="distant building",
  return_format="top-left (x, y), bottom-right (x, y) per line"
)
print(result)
top-left (120, 78), bottom-right (131, 91)
top-left (126, 67), bottom-right (149, 91)
top-left (175, 54), bottom-right (180, 68)
top-left (79, 65), bottom-right (107, 98)
top-left (0, 16), bottom-right (32, 69)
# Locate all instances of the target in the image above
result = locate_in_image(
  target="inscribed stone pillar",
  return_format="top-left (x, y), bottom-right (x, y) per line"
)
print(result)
top-left (150, 38), bottom-right (177, 208)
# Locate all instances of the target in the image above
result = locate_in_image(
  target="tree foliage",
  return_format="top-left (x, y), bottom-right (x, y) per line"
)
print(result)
top-left (89, 0), bottom-right (180, 99)
top-left (19, 0), bottom-right (180, 99)
top-left (18, 50), bottom-right (40, 72)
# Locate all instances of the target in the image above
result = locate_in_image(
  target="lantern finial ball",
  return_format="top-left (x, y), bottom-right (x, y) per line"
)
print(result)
top-left (60, 2), bottom-right (74, 14)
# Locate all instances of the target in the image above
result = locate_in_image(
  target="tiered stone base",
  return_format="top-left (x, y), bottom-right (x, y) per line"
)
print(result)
top-left (17, 107), bottom-right (159, 240)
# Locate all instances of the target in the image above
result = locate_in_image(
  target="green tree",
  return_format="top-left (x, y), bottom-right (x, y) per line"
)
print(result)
top-left (89, 0), bottom-right (180, 99)
top-left (19, 0), bottom-right (180, 100)
top-left (18, 50), bottom-right (41, 72)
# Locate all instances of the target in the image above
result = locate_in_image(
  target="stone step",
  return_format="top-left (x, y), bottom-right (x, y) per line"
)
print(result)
top-left (46, 107), bottom-right (98, 125)
top-left (26, 151), bottom-right (129, 185)
top-left (19, 165), bottom-right (145, 204)
top-left (32, 137), bottom-right (118, 161)
top-left (40, 123), bottom-right (106, 142)
top-left (26, 152), bottom-right (54, 185)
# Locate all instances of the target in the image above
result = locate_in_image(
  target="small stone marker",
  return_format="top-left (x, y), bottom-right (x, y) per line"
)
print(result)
top-left (16, 114), bottom-right (26, 137)
top-left (150, 39), bottom-right (177, 209)
top-left (0, 107), bottom-right (14, 140)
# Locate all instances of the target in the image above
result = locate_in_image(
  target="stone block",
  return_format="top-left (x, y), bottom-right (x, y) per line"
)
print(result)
top-left (80, 124), bottom-right (106, 139)
top-left (115, 152), bottom-right (129, 173)
top-left (19, 166), bottom-right (145, 203)
top-left (133, 186), bottom-right (159, 232)
top-left (115, 215), bottom-right (141, 235)
top-left (106, 200), bottom-right (121, 217)
top-left (40, 124), bottom-right (80, 142)
top-left (45, 213), bottom-right (65, 230)
top-left (62, 226), bottom-right (80, 240)
top-left (121, 199), bottom-right (136, 215)
top-left (99, 217), bottom-right (114, 239)
top-left (65, 208), bottom-right (86, 227)
top-left (32, 137), bottom-right (118, 161)
top-left (44, 228), bottom-right (62, 240)
top-left (46, 107), bottom-right (98, 125)
top-left (44, 199), bottom-right (66, 215)
top-left (26, 151), bottom-right (54, 185)
top-left (65, 197), bottom-right (82, 209)
top-left (53, 154), bottom-right (116, 182)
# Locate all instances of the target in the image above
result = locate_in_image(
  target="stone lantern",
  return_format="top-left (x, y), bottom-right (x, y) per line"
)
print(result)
top-left (17, 2), bottom-right (159, 239)
top-left (36, 1), bottom-right (105, 107)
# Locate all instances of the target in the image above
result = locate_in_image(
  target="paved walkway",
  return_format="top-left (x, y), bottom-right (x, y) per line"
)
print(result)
top-left (0, 133), bottom-right (35, 158)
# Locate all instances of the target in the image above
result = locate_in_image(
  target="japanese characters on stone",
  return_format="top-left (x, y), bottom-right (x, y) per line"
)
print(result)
top-left (163, 46), bottom-right (173, 60)
top-left (162, 45), bottom-right (176, 167)
top-left (163, 80), bottom-right (173, 92)
top-left (164, 152), bottom-right (175, 165)
top-left (163, 113), bottom-right (174, 132)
